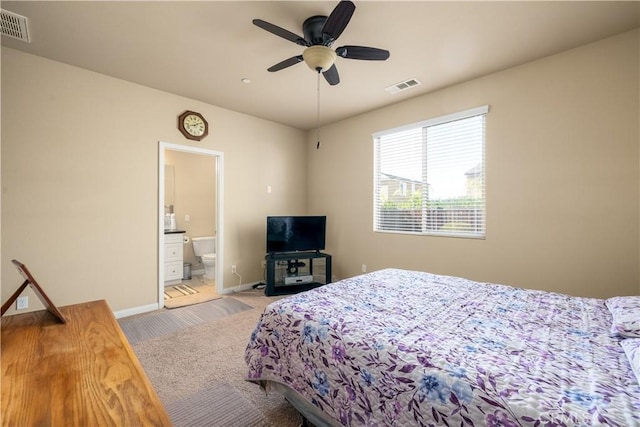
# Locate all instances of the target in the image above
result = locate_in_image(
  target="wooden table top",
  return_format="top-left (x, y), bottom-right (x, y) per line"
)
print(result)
top-left (1, 300), bottom-right (172, 426)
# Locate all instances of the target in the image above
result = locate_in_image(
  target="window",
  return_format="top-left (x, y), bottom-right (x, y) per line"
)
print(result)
top-left (373, 106), bottom-right (488, 238)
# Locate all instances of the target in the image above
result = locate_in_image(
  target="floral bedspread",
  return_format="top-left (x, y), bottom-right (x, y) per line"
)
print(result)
top-left (245, 269), bottom-right (640, 426)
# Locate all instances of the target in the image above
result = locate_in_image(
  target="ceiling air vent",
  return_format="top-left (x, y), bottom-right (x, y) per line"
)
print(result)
top-left (1, 9), bottom-right (30, 43)
top-left (385, 78), bottom-right (421, 95)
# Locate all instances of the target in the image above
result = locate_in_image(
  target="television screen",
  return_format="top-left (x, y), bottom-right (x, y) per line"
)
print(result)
top-left (266, 216), bottom-right (326, 254)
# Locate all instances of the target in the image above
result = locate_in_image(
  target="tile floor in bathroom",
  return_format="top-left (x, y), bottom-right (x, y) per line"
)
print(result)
top-left (165, 274), bottom-right (215, 288)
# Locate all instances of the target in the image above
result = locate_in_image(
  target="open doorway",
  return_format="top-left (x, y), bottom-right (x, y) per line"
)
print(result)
top-left (158, 141), bottom-right (224, 308)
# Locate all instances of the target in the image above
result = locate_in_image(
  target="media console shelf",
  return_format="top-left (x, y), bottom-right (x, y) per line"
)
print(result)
top-left (265, 252), bottom-right (332, 296)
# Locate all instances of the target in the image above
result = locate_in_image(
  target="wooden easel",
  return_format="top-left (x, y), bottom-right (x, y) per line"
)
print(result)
top-left (1, 259), bottom-right (67, 323)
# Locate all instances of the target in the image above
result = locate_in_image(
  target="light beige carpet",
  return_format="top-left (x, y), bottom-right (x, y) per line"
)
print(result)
top-left (131, 290), bottom-right (304, 427)
top-left (164, 283), bottom-right (221, 309)
top-left (165, 381), bottom-right (267, 427)
top-left (119, 297), bottom-right (253, 345)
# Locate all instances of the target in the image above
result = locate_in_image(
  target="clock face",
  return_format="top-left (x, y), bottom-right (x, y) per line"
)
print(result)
top-left (178, 111), bottom-right (208, 141)
top-left (184, 114), bottom-right (206, 136)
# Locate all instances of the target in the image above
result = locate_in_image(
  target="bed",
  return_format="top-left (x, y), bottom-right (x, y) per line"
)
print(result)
top-left (245, 268), bottom-right (640, 426)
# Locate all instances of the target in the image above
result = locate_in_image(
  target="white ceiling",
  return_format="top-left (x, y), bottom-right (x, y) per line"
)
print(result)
top-left (2, 1), bottom-right (639, 130)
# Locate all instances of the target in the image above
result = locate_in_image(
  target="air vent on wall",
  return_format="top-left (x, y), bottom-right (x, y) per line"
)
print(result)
top-left (1, 9), bottom-right (30, 43)
top-left (385, 78), bottom-right (421, 94)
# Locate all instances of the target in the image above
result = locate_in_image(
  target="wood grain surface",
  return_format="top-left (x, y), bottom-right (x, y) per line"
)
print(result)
top-left (1, 300), bottom-right (171, 426)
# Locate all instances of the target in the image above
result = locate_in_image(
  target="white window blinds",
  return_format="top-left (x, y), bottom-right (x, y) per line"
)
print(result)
top-left (373, 106), bottom-right (488, 238)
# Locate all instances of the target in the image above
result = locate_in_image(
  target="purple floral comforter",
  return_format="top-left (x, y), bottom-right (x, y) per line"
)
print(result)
top-left (245, 269), bottom-right (640, 426)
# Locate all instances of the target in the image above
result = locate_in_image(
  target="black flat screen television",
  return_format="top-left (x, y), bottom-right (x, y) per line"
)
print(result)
top-left (266, 216), bottom-right (326, 254)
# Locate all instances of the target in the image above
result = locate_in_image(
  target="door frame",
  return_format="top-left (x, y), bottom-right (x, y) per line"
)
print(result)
top-left (158, 141), bottom-right (224, 308)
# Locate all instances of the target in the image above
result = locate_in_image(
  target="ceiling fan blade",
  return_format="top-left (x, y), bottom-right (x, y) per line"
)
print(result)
top-left (323, 64), bottom-right (340, 86)
top-left (267, 55), bottom-right (304, 72)
top-left (322, 1), bottom-right (355, 43)
top-left (336, 45), bottom-right (390, 61)
top-left (253, 19), bottom-right (308, 46)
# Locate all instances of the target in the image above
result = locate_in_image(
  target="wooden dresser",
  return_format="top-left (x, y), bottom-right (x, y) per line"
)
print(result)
top-left (1, 300), bottom-right (171, 426)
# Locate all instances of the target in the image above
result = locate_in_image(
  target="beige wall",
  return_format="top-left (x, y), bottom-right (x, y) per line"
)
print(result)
top-left (164, 149), bottom-right (216, 270)
top-left (1, 48), bottom-right (307, 313)
top-left (307, 29), bottom-right (640, 299)
top-left (2, 29), bottom-right (638, 315)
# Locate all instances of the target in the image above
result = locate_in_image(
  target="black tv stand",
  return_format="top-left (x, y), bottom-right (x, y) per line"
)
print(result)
top-left (265, 252), bottom-right (332, 296)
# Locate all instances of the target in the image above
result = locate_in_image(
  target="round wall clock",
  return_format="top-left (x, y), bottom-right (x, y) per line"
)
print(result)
top-left (178, 110), bottom-right (208, 141)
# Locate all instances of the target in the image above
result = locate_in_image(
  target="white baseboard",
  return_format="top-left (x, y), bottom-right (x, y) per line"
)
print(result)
top-left (113, 302), bottom-right (159, 319)
top-left (191, 268), bottom-right (205, 276)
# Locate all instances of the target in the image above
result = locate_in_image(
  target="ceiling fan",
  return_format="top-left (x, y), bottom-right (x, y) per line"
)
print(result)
top-left (252, 0), bottom-right (390, 86)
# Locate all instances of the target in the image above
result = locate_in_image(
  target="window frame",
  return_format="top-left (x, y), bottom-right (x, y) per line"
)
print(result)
top-left (373, 105), bottom-right (489, 239)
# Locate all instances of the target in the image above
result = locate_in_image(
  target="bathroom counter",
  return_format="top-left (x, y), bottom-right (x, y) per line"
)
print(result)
top-left (1, 300), bottom-right (172, 426)
top-left (164, 229), bottom-right (186, 234)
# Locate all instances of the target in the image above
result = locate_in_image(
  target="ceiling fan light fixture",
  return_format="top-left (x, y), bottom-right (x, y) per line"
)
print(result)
top-left (302, 46), bottom-right (337, 72)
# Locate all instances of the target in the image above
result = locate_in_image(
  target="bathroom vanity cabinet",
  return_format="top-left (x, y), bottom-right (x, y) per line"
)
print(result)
top-left (164, 231), bottom-right (185, 284)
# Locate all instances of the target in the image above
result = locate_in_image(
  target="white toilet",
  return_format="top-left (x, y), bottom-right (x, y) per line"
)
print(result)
top-left (192, 236), bottom-right (216, 280)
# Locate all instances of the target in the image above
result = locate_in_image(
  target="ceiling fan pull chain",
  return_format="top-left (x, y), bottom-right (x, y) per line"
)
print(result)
top-left (316, 70), bottom-right (321, 149)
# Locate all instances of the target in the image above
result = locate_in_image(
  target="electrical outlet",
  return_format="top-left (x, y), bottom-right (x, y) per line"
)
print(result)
top-left (362, 264), bottom-right (367, 273)
top-left (16, 296), bottom-right (28, 310)
top-left (231, 265), bottom-right (237, 274)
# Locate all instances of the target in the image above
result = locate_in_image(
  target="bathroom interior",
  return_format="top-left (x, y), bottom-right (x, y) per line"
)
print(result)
top-left (164, 149), bottom-right (217, 296)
